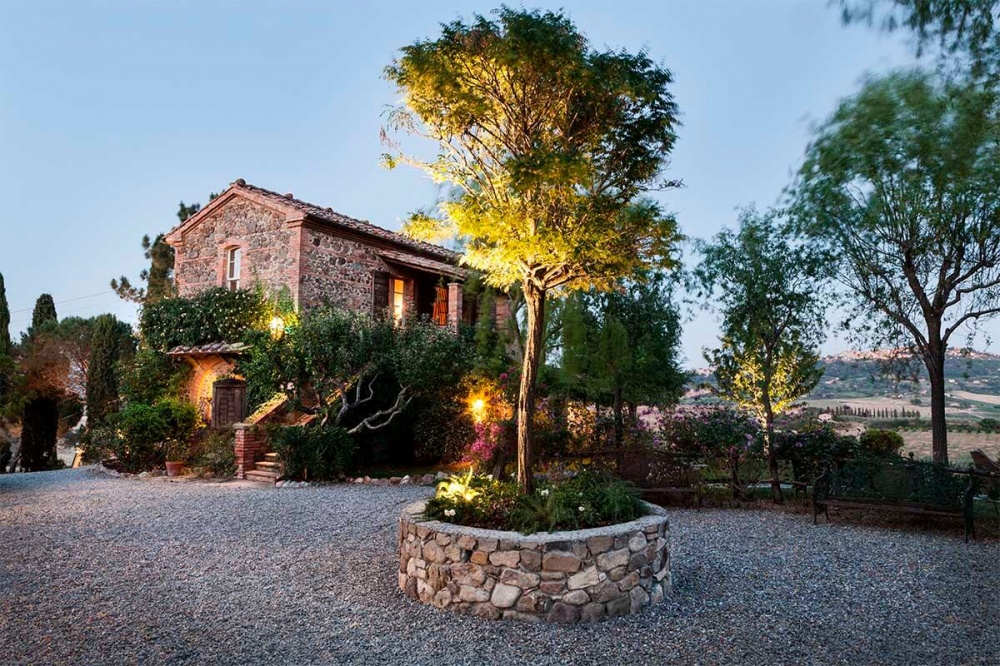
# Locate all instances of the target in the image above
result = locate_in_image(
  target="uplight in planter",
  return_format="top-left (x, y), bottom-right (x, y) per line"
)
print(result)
top-left (269, 316), bottom-right (286, 340)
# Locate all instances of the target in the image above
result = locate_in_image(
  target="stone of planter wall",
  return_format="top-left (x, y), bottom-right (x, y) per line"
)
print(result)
top-left (398, 500), bottom-right (670, 624)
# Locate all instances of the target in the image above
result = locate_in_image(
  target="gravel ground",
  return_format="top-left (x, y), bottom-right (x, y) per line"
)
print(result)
top-left (1, 468), bottom-right (997, 666)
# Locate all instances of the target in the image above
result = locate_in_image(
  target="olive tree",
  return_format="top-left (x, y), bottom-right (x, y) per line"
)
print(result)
top-left (696, 208), bottom-right (827, 502)
top-left (383, 8), bottom-right (681, 492)
top-left (839, 1), bottom-right (1000, 79)
top-left (242, 308), bottom-right (472, 435)
top-left (791, 71), bottom-right (1000, 464)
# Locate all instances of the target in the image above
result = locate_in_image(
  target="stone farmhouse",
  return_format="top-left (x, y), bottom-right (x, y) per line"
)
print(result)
top-left (162, 178), bottom-right (508, 428)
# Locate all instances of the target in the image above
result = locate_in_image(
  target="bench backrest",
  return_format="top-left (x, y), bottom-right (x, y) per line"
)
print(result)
top-left (825, 459), bottom-right (968, 507)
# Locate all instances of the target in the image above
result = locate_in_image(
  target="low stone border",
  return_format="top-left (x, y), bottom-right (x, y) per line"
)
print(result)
top-left (398, 500), bottom-right (670, 624)
top-left (351, 473), bottom-right (443, 487)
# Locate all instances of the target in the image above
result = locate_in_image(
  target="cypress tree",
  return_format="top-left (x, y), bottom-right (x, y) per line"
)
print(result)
top-left (20, 397), bottom-right (60, 471)
top-left (28, 293), bottom-right (57, 338)
top-left (0, 273), bottom-right (9, 357)
top-left (86, 314), bottom-right (133, 427)
top-left (0, 273), bottom-right (10, 405)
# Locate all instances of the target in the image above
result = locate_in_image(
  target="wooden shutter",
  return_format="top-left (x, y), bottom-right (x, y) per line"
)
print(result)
top-left (372, 271), bottom-right (390, 318)
top-left (432, 286), bottom-right (448, 326)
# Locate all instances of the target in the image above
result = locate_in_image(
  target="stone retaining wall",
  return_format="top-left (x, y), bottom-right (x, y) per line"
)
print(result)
top-left (398, 500), bottom-right (670, 624)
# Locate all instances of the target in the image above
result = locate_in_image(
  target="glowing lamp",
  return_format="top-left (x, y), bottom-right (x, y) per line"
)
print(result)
top-left (470, 397), bottom-right (486, 422)
top-left (269, 316), bottom-right (286, 340)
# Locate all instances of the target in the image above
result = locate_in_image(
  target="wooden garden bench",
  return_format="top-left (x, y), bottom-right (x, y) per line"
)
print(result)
top-left (812, 459), bottom-right (976, 542)
top-left (970, 449), bottom-right (1000, 493)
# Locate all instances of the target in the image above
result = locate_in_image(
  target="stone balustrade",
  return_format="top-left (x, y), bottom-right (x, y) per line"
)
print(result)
top-left (398, 500), bottom-right (670, 623)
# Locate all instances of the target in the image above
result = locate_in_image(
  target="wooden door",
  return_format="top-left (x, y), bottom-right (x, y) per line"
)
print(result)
top-left (212, 379), bottom-right (247, 428)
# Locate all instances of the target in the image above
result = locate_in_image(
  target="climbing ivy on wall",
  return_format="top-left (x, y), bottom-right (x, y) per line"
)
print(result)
top-left (140, 288), bottom-right (267, 351)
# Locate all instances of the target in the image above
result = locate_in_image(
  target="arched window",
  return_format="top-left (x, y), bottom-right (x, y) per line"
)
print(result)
top-left (227, 247), bottom-right (242, 291)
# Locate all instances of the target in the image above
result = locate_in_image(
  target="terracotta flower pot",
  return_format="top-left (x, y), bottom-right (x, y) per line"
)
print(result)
top-left (165, 461), bottom-right (185, 477)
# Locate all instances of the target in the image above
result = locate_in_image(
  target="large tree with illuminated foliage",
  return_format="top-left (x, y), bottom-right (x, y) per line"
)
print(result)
top-left (383, 7), bottom-right (681, 492)
top-left (695, 208), bottom-right (828, 503)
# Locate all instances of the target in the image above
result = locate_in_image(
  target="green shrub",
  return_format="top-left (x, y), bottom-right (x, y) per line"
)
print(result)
top-left (189, 429), bottom-right (237, 478)
top-left (108, 403), bottom-right (169, 471)
top-left (426, 470), bottom-right (645, 534)
top-left (271, 425), bottom-right (357, 481)
top-left (979, 417), bottom-right (1000, 433)
top-left (156, 398), bottom-right (199, 443)
top-left (859, 428), bottom-right (905, 457)
top-left (659, 407), bottom-right (763, 498)
top-left (120, 348), bottom-right (190, 405)
top-left (772, 423), bottom-right (859, 482)
top-left (92, 400), bottom-right (201, 473)
top-left (410, 396), bottom-right (475, 464)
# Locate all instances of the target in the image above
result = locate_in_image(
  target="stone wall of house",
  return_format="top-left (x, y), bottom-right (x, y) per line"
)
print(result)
top-left (297, 227), bottom-right (390, 311)
top-left (398, 501), bottom-right (670, 624)
top-left (173, 199), bottom-right (295, 297)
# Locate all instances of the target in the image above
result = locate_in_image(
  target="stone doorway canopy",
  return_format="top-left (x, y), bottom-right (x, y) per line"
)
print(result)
top-left (166, 342), bottom-right (249, 424)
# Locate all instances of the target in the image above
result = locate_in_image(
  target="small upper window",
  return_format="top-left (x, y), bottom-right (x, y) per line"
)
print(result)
top-left (227, 247), bottom-right (242, 291)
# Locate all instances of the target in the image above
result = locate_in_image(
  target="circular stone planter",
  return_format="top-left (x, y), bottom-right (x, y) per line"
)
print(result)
top-left (398, 500), bottom-right (670, 624)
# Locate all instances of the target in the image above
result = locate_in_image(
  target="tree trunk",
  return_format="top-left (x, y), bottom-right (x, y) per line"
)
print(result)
top-left (924, 330), bottom-right (949, 466)
top-left (612, 384), bottom-right (624, 448)
top-left (763, 401), bottom-right (783, 504)
top-left (516, 281), bottom-right (546, 494)
top-left (21, 396), bottom-right (60, 472)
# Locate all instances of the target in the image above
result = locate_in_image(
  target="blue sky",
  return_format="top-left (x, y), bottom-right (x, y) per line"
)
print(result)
top-left (0, 0), bottom-right (930, 365)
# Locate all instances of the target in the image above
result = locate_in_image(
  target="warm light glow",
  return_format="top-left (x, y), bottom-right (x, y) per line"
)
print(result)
top-left (269, 316), bottom-right (286, 339)
top-left (468, 395), bottom-right (486, 422)
top-left (392, 278), bottom-right (405, 324)
top-left (437, 470), bottom-right (480, 502)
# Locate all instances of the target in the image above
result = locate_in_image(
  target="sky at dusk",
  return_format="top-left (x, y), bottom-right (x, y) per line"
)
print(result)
top-left (0, 0), bottom-right (967, 366)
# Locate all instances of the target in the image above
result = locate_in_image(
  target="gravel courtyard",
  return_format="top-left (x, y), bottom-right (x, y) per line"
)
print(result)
top-left (1, 469), bottom-right (997, 665)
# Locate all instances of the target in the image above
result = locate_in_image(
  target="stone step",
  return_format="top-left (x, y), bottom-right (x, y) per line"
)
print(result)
top-left (255, 461), bottom-right (280, 471)
top-left (264, 452), bottom-right (280, 462)
top-left (245, 469), bottom-right (279, 483)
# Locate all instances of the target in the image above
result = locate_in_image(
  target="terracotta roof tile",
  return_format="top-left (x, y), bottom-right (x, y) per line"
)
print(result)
top-left (166, 342), bottom-right (249, 356)
top-left (231, 180), bottom-right (459, 262)
top-left (378, 249), bottom-right (468, 280)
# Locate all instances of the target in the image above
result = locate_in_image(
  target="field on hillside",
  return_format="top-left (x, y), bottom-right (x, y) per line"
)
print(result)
top-left (806, 394), bottom-right (1000, 421)
top-left (900, 431), bottom-right (1000, 464)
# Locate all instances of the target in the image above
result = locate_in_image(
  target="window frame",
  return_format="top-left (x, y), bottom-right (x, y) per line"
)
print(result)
top-left (391, 277), bottom-right (406, 324)
top-left (226, 246), bottom-right (242, 291)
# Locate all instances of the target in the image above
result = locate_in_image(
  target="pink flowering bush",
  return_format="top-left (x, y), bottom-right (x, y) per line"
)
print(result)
top-left (659, 406), bottom-right (764, 499)
top-left (464, 421), bottom-right (506, 470)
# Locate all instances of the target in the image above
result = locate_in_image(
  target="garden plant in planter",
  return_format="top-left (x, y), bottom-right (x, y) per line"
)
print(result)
top-left (398, 471), bottom-right (671, 623)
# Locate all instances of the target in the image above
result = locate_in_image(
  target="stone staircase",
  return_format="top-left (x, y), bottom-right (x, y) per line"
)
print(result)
top-left (245, 452), bottom-right (281, 484)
